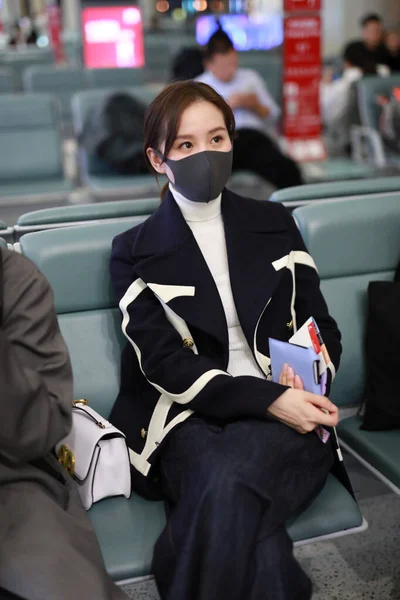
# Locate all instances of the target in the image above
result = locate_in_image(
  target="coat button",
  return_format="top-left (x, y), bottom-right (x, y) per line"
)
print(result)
top-left (183, 337), bottom-right (194, 349)
top-left (141, 428), bottom-right (147, 440)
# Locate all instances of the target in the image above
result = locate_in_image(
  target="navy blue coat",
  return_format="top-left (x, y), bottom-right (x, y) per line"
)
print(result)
top-left (110, 189), bottom-right (343, 499)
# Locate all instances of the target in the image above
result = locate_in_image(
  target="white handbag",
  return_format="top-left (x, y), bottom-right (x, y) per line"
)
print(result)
top-left (55, 399), bottom-right (131, 510)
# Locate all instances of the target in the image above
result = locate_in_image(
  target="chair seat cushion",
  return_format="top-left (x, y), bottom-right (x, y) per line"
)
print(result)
top-left (0, 177), bottom-right (73, 199)
top-left (89, 474), bottom-right (363, 582)
top-left (338, 416), bottom-right (400, 489)
top-left (287, 474), bottom-right (363, 543)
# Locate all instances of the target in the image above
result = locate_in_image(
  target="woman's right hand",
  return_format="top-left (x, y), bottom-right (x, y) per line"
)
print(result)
top-left (268, 365), bottom-right (339, 434)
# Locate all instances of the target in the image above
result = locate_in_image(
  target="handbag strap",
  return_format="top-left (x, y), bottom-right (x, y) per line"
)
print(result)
top-left (73, 405), bottom-right (106, 429)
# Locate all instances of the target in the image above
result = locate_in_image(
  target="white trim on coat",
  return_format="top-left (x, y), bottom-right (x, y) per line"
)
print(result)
top-left (147, 283), bottom-right (195, 303)
top-left (149, 290), bottom-right (199, 355)
top-left (119, 278), bottom-right (230, 405)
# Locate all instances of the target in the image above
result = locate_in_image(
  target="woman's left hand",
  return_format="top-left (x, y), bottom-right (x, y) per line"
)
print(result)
top-left (279, 363), bottom-right (304, 390)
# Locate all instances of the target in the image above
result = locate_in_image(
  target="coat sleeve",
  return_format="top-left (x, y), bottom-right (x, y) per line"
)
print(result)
top-left (111, 233), bottom-right (289, 421)
top-left (283, 209), bottom-right (342, 395)
top-left (0, 251), bottom-right (73, 465)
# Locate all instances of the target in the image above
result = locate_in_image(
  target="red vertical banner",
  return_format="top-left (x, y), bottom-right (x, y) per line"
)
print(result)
top-left (47, 4), bottom-right (65, 64)
top-left (283, 1), bottom-right (325, 161)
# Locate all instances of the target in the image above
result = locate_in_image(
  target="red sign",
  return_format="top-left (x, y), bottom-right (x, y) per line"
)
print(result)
top-left (284, 0), bottom-right (321, 12)
top-left (283, 13), bottom-right (325, 161)
top-left (47, 5), bottom-right (65, 63)
top-left (82, 6), bottom-right (144, 69)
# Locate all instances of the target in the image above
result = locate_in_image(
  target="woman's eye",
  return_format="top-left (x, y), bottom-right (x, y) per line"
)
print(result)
top-left (179, 141), bottom-right (192, 149)
top-left (211, 135), bottom-right (222, 144)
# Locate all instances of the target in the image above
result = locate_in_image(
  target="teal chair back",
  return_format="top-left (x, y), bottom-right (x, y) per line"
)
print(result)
top-left (293, 195), bottom-right (400, 408)
top-left (0, 237), bottom-right (7, 248)
top-left (17, 198), bottom-right (160, 230)
top-left (0, 67), bottom-right (15, 93)
top-left (0, 93), bottom-right (63, 182)
top-left (87, 67), bottom-right (146, 89)
top-left (357, 74), bottom-right (400, 130)
top-left (0, 48), bottom-right (54, 90)
top-left (19, 218), bottom-right (146, 416)
top-left (23, 65), bottom-right (89, 125)
top-left (270, 177), bottom-right (400, 205)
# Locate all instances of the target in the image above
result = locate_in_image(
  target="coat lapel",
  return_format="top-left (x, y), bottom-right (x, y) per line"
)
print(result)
top-left (222, 190), bottom-right (292, 351)
top-left (133, 191), bottom-right (228, 353)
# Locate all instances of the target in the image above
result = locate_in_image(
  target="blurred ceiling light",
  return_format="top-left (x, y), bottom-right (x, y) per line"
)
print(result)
top-left (156, 0), bottom-right (170, 12)
top-left (194, 0), bottom-right (208, 11)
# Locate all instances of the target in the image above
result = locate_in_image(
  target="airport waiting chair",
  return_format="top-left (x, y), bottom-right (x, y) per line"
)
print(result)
top-left (87, 67), bottom-right (146, 89)
top-left (0, 237), bottom-right (7, 249)
top-left (356, 74), bottom-right (400, 167)
top-left (15, 197), bottom-right (160, 238)
top-left (23, 65), bottom-right (89, 130)
top-left (0, 48), bottom-right (54, 90)
top-left (238, 53), bottom-right (282, 105)
top-left (0, 94), bottom-right (73, 203)
top-left (0, 67), bottom-right (16, 93)
top-left (71, 86), bottom-right (165, 200)
top-left (270, 176), bottom-right (400, 208)
top-left (294, 194), bottom-right (400, 494)
top-left (19, 219), bottom-right (364, 583)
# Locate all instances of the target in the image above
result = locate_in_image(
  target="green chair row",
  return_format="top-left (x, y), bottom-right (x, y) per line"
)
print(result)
top-left (0, 93), bottom-right (73, 203)
top-left (270, 176), bottom-right (400, 207)
top-left (6, 181), bottom-right (400, 240)
top-left (295, 195), bottom-right (400, 493)
top-left (0, 67), bottom-right (17, 93)
top-left (0, 237), bottom-right (7, 248)
top-left (17, 205), bottom-right (370, 583)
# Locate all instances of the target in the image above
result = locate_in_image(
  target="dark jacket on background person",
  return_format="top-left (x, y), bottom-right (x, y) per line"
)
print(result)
top-left (110, 189), bottom-right (345, 500)
top-left (0, 248), bottom-right (126, 600)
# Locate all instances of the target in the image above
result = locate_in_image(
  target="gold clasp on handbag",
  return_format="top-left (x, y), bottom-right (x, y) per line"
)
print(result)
top-left (57, 444), bottom-right (75, 475)
top-left (72, 398), bottom-right (88, 407)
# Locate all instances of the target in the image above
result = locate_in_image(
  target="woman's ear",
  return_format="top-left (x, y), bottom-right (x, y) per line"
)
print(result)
top-left (146, 148), bottom-right (167, 174)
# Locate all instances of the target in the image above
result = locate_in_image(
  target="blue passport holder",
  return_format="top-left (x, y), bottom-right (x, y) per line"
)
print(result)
top-left (269, 338), bottom-right (324, 395)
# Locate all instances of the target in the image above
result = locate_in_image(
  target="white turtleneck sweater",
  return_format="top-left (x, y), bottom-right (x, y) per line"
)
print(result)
top-left (171, 184), bottom-right (264, 380)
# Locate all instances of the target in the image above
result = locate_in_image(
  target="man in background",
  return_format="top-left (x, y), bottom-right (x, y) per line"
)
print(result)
top-left (344, 13), bottom-right (393, 72)
top-left (196, 28), bottom-right (303, 190)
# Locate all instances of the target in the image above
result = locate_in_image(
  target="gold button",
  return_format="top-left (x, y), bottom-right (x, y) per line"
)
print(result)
top-left (141, 428), bottom-right (147, 440)
top-left (287, 320), bottom-right (293, 330)
top-left (183, 337), bottom-right (194, 349)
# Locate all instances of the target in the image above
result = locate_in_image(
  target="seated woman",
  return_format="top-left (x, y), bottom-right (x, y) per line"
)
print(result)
top-left (110, 80), bottom-right (346, 600)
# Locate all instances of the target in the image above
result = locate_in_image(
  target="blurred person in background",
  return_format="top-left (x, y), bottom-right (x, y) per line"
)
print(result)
top-left (344, 13), bottom-right (393, 72)
top-left (385, 29), bottom-right (400, 71)
top-left (196, 27), bottom-right (303, 190)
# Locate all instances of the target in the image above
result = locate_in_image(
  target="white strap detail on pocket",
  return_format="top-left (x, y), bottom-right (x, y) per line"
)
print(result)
top-left (148, 283), bottom-right (195, 303)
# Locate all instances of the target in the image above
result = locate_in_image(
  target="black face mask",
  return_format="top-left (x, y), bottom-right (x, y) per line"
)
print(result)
top-left (159, 149), bottom-right (233, 203)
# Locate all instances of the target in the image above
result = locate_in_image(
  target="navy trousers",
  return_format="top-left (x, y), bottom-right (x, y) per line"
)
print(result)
top-left (152, 417), bottom-right (334, 600)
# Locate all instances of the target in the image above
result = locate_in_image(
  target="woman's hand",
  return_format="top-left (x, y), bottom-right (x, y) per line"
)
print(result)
top-left (267, 386), bottom-right (339, 434)
top-left (279, 363), bottom-right (304, 390)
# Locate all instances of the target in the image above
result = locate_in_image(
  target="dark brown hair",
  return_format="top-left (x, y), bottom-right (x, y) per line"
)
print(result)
top-left (144, 80), bottom-right (235, 197)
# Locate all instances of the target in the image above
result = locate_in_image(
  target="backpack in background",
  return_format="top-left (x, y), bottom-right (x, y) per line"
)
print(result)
top-left (81, 92), bottom-right (148, 176)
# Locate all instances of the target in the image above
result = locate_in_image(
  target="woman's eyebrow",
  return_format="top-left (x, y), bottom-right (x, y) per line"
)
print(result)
top-left (175, 126), bottom-right (226, 141)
